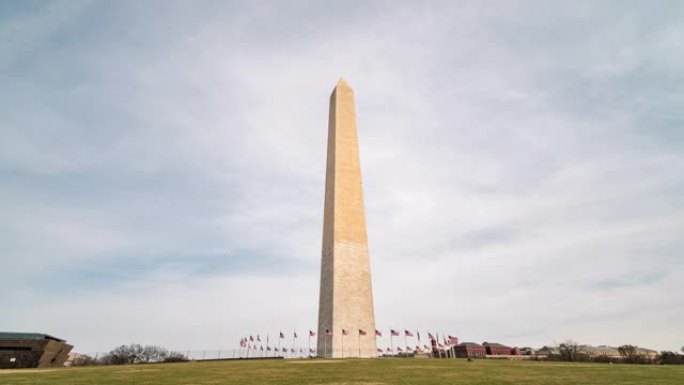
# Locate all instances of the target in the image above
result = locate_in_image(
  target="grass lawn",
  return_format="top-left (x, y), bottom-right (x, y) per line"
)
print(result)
top-left (1, 358), bottom-right (682, 385)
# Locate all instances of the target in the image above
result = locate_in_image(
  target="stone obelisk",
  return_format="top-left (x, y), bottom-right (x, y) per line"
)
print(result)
top-left (317, 79), bottom-right (377, 358)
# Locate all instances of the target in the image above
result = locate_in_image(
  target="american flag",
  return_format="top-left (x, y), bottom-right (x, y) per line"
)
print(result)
top-left (386, 347), bottom-right (391, 352)
top-left (260, 346), bottom-right (263, 351)
top-left (257, 335), bottom-right (261, 342)
top-left (274, 347), bottom-right (279, 352)
top-left (375, 329), bottom-right (382, 337)
top-left (358, 329), bottom-right (367, 336)
top-left (417, 331), bottom-right (421, 342)
top-left (438, 343), bottom-right (444, 348)
top-left (397, 347), bottom-right (403, 352)
top-left (309, 348), bottom-right (315, 353)
top-left (342, 329), bottom-right (349, 336)
top-left (267, 346), bottom-right (271, 351)
top-left (325, 329), bottom-right (333, 336)
top-left (309, 330), bottom-right (316, 337)
top-left (449, 336), bottom-right (459, 345)
top-left (377, 348), bottom-right (383, 353)
top-left (407, 346), bottom-right (413, 351)
top-left (294, 332), bottom-right (298, 339)
top-left (391, 329), bottom-right (400, 336)
top-left (291, 348), bottom-right (295, 353)
top-left (404, 330), bottom-right (414, 337)
top-left (423, 344), bottom-right (430, 350)
top-left (279, 331), bottom-right (285, 338)
top-left (249, 335), bottom-right (254, 341)
top-left (428, 332), bottom-right (435, 340)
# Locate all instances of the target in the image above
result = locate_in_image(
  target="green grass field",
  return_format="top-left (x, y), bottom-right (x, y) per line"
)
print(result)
top-left (2, 358), bottom-right (682, 385)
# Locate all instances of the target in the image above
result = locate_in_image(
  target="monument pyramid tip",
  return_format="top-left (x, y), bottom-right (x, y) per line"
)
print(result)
top-left (336, 77), bottom-right (350, 88)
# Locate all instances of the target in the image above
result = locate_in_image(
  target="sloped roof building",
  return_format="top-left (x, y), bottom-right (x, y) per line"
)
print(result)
top-left (0, 332), bottom-right (73, 369)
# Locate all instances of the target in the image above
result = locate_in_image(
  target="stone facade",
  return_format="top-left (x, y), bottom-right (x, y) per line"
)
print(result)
top-left (0, 333), bottom-right (73, 369)
top-left (317, 79), bottom-right (377, 358)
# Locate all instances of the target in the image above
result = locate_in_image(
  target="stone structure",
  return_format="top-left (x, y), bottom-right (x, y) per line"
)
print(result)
top-left (317, 79), bottom-right (377, 358)
top-left (0, 332), bottom-right (73, 369)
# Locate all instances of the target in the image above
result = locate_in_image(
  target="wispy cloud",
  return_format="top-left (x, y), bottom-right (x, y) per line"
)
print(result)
top-left (1, 0), bottom-right (682, 352)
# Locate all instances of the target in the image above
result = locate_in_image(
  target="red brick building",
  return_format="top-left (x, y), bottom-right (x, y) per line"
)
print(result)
top-left (483, 342), bottom-right (513, 355)
top-left (453, 342), bottom-right (486, 358)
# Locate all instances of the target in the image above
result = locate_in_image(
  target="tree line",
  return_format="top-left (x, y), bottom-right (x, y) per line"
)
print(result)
top-left (71, 341), bottom-right (684, 366)
top-left (71, 344), bottom-right (188, 366)
top-left (545, 341), bottom-right (684, 365)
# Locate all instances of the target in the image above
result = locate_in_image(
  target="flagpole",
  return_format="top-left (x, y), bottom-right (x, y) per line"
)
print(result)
top-left (404, 333), bottom-right (407, 355)
top-left (437, 333), bottom-right (442, 359)
top-left (324, 334), bottom-right (327, 359)
top-left (341, 330), bottom-right (344, 359)
top-left (390, 332), bottom-right (393, 354)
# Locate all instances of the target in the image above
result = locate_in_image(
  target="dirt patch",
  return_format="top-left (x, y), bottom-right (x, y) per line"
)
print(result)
top-left (289, 360), bottom-right (347, 364)
top-left (0, 369), bottom-right (57, 375)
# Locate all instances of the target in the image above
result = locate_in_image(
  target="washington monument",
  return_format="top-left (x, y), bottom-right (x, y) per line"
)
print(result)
top-left (317, 79), bottom-right (377, 358)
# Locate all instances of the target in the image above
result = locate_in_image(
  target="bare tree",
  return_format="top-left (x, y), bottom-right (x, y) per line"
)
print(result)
top-left (139, 346), bottom-right (169, 363)
top-left (100, 344), bottom-right (179, 365)
top-left (557, 340), bottom-right (584, 362)
top-left (618, 345), bottom-right (643, 364)
top-left (101, 344), bottom-right (144, 365)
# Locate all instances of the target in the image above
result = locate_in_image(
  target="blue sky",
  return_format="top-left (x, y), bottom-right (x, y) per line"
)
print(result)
top-left (1, 0), bottom-right (683, 353)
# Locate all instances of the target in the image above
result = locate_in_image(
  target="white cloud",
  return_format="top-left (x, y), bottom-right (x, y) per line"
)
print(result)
top-left (1, 0), bottom-right (682, 353)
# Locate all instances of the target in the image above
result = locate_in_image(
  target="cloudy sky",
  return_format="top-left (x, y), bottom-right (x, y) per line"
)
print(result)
top-left (1, 0), bottom-right (683, 354)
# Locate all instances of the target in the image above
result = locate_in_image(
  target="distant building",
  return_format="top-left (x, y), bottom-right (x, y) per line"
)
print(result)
top-left (0, 332), bottom-right (73, 369)
top-left (581, 345), bottom-right (658, 360)
top-left (64, 352), bottom-right (87, 367)
top-left (633, 347), bottom-right (659, 360)
top-left (519, 347), bottom-right (535, 356)
top-left (534, 344), bottom-right (658, 360)
top-left (582, 345), bottom-right (621, 358)
top-left (483, 342), bottom-right (514, 356)
top-left (453, 342), bottom-right (486, 358)
top-left (535, 346), bottom-right (558, 357)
